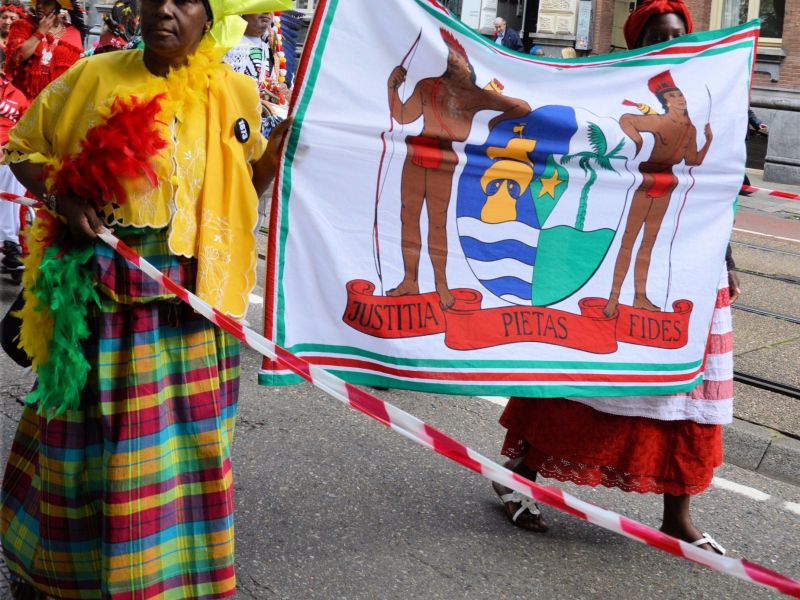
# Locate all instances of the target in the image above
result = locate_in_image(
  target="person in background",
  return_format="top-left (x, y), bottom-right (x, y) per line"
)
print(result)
top-left (0, 44), bottom-right (27, 279)
top-left (224, 12), bottom-right (272, 92)
top-left (92, 0), bottom-right (141, 54)
top-left (493, 17), bottom-right (523, 52)
top-left (529, 44), bottom-right (544, 56)
top-left (0, 1), bottom-right (24, 50)
top-left (66, 0), bottom-right (87, 44)
top-left (747, 108), bottom-right (769, 137)
top-left (4, 0), bottom-right (81, 100)
top-left (742, 108), bottom-right (768, 187)
top-left (491, 0), bottom-right (734, 557)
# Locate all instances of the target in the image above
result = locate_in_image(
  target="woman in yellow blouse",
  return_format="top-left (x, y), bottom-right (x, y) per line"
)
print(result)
top-left (2, 0), bottom-right (292, 597)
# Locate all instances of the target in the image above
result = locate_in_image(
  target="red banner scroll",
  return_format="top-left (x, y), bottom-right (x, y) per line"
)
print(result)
top-left (343, 280), bottom-right (693, 354)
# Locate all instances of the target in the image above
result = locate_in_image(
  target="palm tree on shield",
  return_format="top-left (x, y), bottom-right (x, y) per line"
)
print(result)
top-left (560, 122), bottom-right (626, 231)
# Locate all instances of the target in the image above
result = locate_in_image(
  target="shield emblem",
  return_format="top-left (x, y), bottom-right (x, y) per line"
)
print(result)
top-left (457, 105), bottom-right (627, 307)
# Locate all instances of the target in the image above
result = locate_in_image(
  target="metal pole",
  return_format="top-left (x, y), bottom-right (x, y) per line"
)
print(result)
top-left (521, 0), bottom-right (529, 42)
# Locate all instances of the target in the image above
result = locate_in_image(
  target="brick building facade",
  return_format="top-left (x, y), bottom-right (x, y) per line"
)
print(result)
top-left (589, 0), bottom-right (798, 92)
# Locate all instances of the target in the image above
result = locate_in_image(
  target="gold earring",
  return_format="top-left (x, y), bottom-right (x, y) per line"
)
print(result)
top-left (203, 23), bottom-right (210, 33)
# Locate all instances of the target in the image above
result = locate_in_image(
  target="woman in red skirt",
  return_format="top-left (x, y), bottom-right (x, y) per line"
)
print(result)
top-left (493, 0), bottom-right (736, 556)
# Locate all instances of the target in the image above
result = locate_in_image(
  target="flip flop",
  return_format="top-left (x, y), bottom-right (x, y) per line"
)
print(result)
top-left (691, 532), bottom-right (726, 555)
top-left (492, 482), bottom-right (549, 532)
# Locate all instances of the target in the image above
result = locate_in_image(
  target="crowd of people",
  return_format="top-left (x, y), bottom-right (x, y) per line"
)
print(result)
top-left (0, 0), bottom-right (757, 596)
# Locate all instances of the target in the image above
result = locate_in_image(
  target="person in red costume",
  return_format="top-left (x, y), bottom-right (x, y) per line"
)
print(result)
top-left (5, 0), bottom-right (81, 100)
top-left (491, 0), bottom-right (732, 557)
top-left (0, 2), bottom-right (25, 50)
top-left (0, 44), bottom-right (28, 276)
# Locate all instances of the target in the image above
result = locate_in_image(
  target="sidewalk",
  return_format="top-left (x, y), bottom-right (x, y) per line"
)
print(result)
top-left (739, 169), bottom-right (800, 218)
top-left (725, 169), bottom-right (800, 487)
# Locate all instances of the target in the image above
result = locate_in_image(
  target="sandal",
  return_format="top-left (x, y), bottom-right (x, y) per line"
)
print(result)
top-left (492, 482), bottom-right (548, 532)
top-left (691, 532), bottom-right (726, 555)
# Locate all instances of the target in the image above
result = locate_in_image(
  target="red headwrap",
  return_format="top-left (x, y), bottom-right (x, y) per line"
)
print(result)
top-left (0, 4), bottom-right (26, 17)
top-left (623, 0), bottom-right (694, 49)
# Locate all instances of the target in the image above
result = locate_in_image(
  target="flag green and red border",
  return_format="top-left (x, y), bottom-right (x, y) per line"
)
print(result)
top-left (260, 0), bottom-right (757, 393)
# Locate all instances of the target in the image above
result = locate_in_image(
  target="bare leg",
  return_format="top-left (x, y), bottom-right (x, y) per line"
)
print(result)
top-left (660, 493), bottom-right (720, 553)
top-left (604, 190), bottom-right (652, 317)
top-left (426, 161), bottom-right (457, 309)
top-left (387, 158), bottom-right (426, 297)
top-left (632, 194), bottom-right (671, 311)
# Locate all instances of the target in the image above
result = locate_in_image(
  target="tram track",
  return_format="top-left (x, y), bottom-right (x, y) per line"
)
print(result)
top-left (733, 371), bottom-right (800, 400)
top-left (735, 268), bottom-right (800, 286)
top-left (732, 304), bottom-right (800, 325)
top-left (730, 239), bottom-right (800, 258)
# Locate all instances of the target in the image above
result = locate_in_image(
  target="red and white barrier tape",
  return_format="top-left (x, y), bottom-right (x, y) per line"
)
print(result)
top-left (3, 191), bottom-right (799, 598)
top-left (740, 184), bottom-right (800, 202)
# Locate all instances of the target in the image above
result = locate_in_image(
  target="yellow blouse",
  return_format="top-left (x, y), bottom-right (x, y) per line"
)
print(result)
top-left (6, 44), bottom-right (268, 318)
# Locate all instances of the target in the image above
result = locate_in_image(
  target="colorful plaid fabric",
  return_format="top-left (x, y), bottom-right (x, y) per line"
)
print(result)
top-left (1, 229), bottom-right (241, 599)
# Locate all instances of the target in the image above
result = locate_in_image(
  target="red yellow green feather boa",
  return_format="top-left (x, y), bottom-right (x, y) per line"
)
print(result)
top-left (17, 41), bottom-right (228, 417)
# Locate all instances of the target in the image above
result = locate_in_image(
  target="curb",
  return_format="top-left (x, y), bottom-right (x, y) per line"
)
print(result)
top-left (723, 418), bottom-right (800, 486)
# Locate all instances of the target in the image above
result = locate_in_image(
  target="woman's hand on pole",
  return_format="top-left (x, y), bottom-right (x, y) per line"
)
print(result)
top-left (252, 116), bottom-right (293, 197)
top-left (58, 195), bottom-right (104, 243)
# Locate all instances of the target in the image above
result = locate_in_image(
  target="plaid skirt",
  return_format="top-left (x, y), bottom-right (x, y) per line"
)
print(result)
top-left (1, 230), bottom-right (241, 599)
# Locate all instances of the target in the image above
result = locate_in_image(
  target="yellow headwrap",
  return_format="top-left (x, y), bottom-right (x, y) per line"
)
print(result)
top-left (207, 0), bottom-right (294, 49)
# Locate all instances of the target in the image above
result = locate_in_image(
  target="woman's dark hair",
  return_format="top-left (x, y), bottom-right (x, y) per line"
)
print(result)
top-left (105, 0), bottom-right (140, 40)
top-left (200, 0), bottom-right (212, 22)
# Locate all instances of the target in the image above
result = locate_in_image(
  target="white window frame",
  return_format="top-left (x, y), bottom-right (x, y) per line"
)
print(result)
top-left (709, 0), bottom-right (782, 48)
top-left (294, 0), bottom-right (319, 15)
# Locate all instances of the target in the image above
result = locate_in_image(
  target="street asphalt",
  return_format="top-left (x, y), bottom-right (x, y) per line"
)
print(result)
top-left (0, 175), bottom-right (797, 597)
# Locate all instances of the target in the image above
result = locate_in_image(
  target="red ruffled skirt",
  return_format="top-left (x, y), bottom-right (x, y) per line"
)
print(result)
top-left (500, 397), bottom-right (722, 496)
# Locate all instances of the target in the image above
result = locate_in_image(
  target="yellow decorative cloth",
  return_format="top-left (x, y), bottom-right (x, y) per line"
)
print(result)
top-left (6, 43), bottom-right (268, 318)
top-left (208, 0), bottom-right (295, 50)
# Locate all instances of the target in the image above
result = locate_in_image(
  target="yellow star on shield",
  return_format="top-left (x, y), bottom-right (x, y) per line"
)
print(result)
top-left (537, 171), bottom-right (563, 198)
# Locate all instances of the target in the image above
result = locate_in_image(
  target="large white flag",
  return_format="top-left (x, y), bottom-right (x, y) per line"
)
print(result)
top-left (261, 0), bottom-right (757, 397)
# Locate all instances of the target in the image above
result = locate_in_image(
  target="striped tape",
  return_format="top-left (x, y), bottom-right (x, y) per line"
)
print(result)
top-left (3, 191), bottom-right (799, 597)
top-left (740, 184), bottom-right (800, 202)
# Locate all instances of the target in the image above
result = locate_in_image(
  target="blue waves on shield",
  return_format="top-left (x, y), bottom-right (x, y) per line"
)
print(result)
top-left (456, 105), bottom-right (577, 305)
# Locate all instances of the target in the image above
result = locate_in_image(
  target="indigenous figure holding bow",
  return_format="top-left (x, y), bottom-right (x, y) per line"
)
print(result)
top-left (604, 70), bottom-right (712, 317)
top-left (386, 28), bottom-right (529, 309)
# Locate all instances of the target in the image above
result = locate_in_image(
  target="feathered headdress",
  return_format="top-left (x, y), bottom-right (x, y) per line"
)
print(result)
top-left (440, 28), bottom-right (468, 60)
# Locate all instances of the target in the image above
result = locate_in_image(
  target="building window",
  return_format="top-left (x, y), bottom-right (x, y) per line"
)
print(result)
top-left (442, 0), bottom-right (463, 14)
top-left (712, 0), bottom-right (784, 43)
top-left (294, 0), bottom-right (318, 12)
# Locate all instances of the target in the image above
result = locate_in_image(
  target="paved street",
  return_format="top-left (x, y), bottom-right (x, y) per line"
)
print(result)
top-left (0, 186), bottom-right (798, 598)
